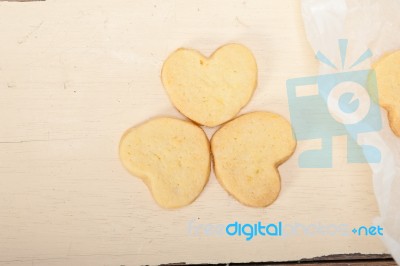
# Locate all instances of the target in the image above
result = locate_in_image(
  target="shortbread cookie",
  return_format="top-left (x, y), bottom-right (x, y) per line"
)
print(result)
top-left (372, 50), bottom-right (400, 136)
top-left (161, 43), bottom-right (257, 127)
top-left (211, 112), bottom-right (296, 207)
top-left (119, 117), bottom-right (210, 208)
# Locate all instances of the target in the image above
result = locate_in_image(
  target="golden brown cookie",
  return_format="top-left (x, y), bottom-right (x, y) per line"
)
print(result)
top-left (211, 112), bottom-right (296, 207)
top-left (119, 117), bottom-right (211, 208)
top-left (372, 50), bottom-right (400, 136)
top-left (161, 43), bottom-right (257, 127)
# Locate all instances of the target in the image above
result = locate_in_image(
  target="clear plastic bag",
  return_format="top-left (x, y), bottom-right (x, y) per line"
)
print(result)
top-left (301, 0), bottom-right (400, 263)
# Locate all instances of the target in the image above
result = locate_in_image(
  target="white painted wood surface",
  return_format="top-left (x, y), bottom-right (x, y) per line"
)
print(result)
top-left (0, 0), bottom-right (388, 265)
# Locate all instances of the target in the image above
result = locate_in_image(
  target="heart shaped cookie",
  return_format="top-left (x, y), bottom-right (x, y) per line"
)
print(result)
top-left (372, 50), bottom-right (400, 136)
top-left (119, 117), bottom-right (211, 209)
top-left (161, 43), bottom-right (257, 127)
top-left (211, 112), bottom-right (296, 207)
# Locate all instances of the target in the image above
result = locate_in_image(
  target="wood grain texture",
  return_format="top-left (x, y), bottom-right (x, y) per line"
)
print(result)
top-left (0, 0), bottom-right (390, 265)
top-left (0, 1), bottom-right (45, 2)
top-left (302, 261), bottom-right (397, 265)
top-left (160, 254), bottom-right (397, 265)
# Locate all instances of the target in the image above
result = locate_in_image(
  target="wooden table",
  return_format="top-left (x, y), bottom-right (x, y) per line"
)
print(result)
top-left (0, 0), bottom-right (396, 265)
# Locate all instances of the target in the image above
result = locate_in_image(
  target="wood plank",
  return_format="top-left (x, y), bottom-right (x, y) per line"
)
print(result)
top-left (0, 0), bottom-right (392, 265)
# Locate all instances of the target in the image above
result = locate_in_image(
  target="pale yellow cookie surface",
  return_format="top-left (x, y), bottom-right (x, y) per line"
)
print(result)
top-left (161, 43), bottom-right (257, 127)
top-left (373, 50), bottom-right (400, 136)
top-left (211, 112), bottom-right (296, 207)
top-left (119, 117), bottom-right (210, 209)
